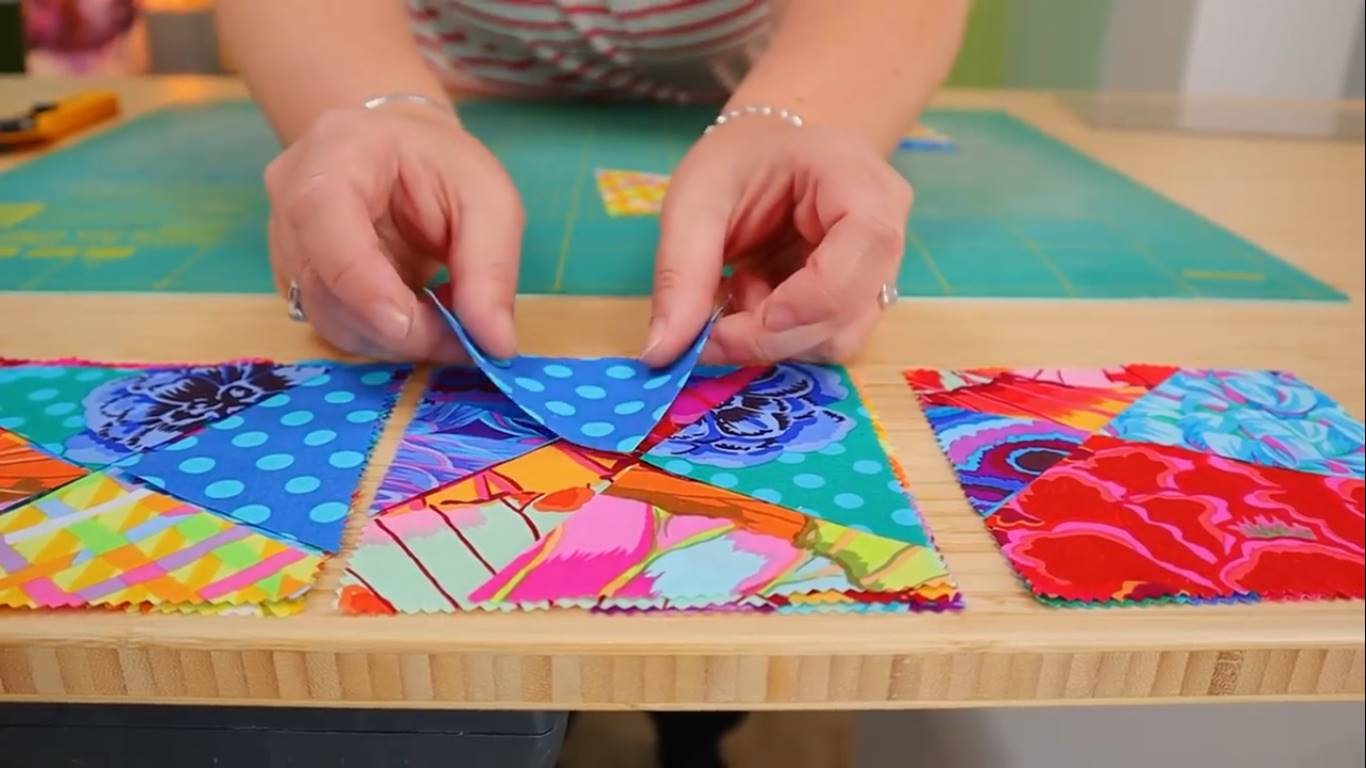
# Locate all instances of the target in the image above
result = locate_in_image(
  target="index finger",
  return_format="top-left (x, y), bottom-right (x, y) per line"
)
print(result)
top-left (642, 174), bottom-right (732, 367)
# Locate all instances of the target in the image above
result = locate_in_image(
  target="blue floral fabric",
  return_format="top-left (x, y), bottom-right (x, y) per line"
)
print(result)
top-left (1, 361), bottom-right (327, 469)
top-left (1104, 369), bottom-right (1365, 478)
top-left (643, 363), bottom-right (933, 546)
top-left (650, 362), bottom-right (854, 468)
top-left (429, 289), bottom-right (716, 453)
top-left (65, 361), bottom-right (328, 467)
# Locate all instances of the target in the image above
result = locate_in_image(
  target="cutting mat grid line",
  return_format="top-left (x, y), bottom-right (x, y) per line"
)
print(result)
top-left (0, 101), bottom-right (1344, 301)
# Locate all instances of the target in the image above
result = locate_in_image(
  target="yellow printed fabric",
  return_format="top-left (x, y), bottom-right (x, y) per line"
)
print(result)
top-left (594, 169), bottom-right (670, 216)
top-left (0, 470), bottom-right (323, 609)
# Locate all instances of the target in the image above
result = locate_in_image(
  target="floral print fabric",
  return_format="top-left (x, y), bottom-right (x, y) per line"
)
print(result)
top-left (644, 363), bottom-right (932, 546)
top-left (988, 435), bottom-right (1364, 602)
top-left (1104, 369), bottom-right (1365, 479)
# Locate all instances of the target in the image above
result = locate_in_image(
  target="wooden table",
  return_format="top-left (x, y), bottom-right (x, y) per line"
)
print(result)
top-left (1, 78), bottom-right (1363, 710)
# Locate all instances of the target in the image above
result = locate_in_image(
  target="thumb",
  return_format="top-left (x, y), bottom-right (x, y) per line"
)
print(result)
top-left (641, 175), bottom-right (730, 367)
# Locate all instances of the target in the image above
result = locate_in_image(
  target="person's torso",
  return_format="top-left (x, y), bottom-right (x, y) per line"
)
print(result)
top-left (408, 0), bottom-right (774, 102)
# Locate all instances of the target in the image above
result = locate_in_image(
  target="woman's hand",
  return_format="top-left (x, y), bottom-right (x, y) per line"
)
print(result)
top-left (265, 103), bottom-right (523, 361)
top-left (641, 117), bottom-right (911, 367)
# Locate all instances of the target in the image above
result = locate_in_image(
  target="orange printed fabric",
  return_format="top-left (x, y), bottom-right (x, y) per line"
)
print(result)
top-left (0, 428), bottom-right (86, 514)
top-left (914, 370), bottom-right (1152, 432)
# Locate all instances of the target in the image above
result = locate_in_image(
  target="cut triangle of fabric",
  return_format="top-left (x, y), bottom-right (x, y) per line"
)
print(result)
top-left (0, 469), bottom-right (323, 609)
top-left (642, 363), bottom-right (931, 546)
top-left (118, 363), bottom-right (409, 552)
top-left (920, 405), bottom-right (1087, 516)
top-left (1, 428), bottom-right (88, 514)
top-left (427, 289), bottom-right (717, 453)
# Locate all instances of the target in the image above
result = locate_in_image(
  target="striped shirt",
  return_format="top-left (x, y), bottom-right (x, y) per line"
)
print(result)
top-left (407, 0), bottom-right (774, 103)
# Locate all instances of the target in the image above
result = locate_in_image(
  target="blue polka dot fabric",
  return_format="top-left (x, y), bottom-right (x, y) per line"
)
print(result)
top-left (119, 363), bottom-right (410, 552)
top-left (428, 290), bottom-right (717, 453)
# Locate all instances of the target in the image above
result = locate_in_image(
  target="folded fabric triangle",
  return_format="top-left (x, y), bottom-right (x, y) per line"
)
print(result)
top-left (427, 289), bottom-right (716, 453)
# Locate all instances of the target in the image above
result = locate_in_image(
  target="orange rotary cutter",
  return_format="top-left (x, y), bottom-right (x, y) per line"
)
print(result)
top-left (0, 90), bottom-right (120, 147)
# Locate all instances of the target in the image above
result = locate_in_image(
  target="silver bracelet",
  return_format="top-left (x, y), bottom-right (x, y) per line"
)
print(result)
top-left (703, 105), bottom-right (805, 135)
top-left (361, 92), bottom-right (452, 116)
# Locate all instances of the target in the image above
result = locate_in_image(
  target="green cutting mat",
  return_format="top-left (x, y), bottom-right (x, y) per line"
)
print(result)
top-left (0, 100), bottom-right (1343, 300)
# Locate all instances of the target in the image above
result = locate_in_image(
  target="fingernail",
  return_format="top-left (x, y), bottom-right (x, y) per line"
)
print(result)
top-left (640, 317), bottom-right (666, 359)
top-left (763, 304), bottom-right (799, 333)
top-left (378, 300), bottom-right (414, 341)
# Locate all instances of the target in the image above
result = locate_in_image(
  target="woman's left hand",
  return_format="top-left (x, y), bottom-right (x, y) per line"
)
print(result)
top-left (640, 115), bottom-right (912, 367)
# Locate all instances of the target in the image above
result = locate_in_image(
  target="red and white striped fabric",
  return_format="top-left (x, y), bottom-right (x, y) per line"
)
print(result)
top-left (407, 0), bottom-right (774, 103)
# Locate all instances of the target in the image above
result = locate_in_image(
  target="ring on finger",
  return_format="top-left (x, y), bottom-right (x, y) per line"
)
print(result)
top-left (287, 279), bottom-right (307, 322)
top-left (877, 282), bottom-right (899, 311)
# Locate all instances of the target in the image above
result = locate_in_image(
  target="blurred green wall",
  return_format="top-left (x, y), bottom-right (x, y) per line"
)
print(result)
top-left (946, 0), bottom-right (1114, 89)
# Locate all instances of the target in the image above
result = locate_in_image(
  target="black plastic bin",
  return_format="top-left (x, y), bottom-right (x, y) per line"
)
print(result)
top-left (0, 704), bottom-right (566, 768)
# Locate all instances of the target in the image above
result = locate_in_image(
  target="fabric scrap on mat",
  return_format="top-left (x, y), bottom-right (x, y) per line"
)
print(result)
top-left (643, 363), bottom-right (931, 545)
top-left (428, 288), bottom-right (717, 453)
top-left (120, 363), bottom-right (410, 552)
top-left (1, 428), bottom-right (87, 514)
top-left (0, 469), bottom-right (323, 609)
top-left (594, 168), bottom-right (670, 216)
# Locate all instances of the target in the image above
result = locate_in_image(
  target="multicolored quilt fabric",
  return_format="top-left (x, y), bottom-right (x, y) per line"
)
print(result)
top-left (343, 361), bottom-right (960, 614)
top-left (905, 366), bottom-right (1365, 606)
top-left (1, 357), bottom-right (408, 610)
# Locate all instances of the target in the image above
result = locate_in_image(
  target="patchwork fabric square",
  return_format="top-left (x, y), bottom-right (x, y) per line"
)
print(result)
top-left (342, 356), bottom-right (959, 615)
top-left (594, 168), bottom-right (670, 216)
top-left (906, 366), bottom-right (1365, 606)
top-left (0, 357), bottom-right (409, 611)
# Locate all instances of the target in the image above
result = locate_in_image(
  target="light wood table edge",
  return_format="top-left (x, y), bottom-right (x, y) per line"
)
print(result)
top-left (1, 644), bottom-right (1360, 707)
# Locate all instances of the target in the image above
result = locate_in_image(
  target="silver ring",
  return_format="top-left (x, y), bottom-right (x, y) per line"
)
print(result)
top-left (287, 280), bottom-right (306, 322)
top-left (877, 282), bottom-right (899, 310)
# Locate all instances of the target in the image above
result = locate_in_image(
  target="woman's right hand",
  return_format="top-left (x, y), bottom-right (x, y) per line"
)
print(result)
top-left (265, 102), bottom-right (523, 361)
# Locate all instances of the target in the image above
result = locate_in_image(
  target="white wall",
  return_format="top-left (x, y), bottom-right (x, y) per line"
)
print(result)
top-left (1100, 0), bottom-right (1365, 99)
top-left (1182, 0), bottom-right (1363, 99)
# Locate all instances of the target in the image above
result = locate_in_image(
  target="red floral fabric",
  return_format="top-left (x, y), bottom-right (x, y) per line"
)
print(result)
top-left (987, 435), bottom-right (1365, 602)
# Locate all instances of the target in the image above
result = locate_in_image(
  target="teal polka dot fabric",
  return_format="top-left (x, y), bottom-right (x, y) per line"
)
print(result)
top-left (428, 289), bottom-right (717, 453)
top-left (642, 363), bottom-right (931, 546)
top-left (119, 363), bottom-right (410, 552)
top-left (0, 364), bottom-right (137, 462)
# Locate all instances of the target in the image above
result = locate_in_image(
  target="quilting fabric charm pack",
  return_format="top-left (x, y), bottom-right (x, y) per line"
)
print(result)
top-left (905, 366), bottom-right (1365, 606)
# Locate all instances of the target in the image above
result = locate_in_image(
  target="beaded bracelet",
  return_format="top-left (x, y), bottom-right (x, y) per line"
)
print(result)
top-left (703, 105), bottom-right (806, 135)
